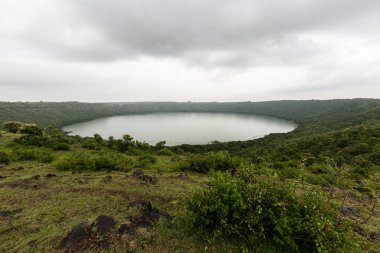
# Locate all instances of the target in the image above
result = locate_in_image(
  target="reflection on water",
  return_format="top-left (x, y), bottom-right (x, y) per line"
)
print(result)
top-left (63, 112), bottom-right (297, 146)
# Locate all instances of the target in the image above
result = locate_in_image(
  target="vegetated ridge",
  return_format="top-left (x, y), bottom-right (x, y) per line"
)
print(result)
top-left (0, 98), bottom-right (379, 252)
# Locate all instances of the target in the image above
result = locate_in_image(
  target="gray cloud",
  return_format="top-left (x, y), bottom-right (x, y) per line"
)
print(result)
top-left (0, 0), bottom-right (380, 101)
top-left (12, 0), bottom-right (379, 65)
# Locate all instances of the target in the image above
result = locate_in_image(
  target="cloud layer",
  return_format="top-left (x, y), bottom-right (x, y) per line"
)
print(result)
top-left (0, 0), bottom-right (380, 101)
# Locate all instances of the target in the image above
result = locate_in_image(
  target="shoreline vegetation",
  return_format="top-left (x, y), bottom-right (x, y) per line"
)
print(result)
top-left (0, 98), bottom-right (379, 252)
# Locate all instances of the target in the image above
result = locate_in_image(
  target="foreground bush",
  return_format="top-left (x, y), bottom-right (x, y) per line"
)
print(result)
top-left (3, 121), bottom-right (23, 133)
top-left (12, 147), bottom-right (54, 163)
top-left (13, 135), bottom-right (70, 150)
top-left (178, 151), bottom-right (242, 173)
top-left (19, 124), bottom-right (43, 136)
top-left (183, 170), bottom-right (359, 252)
top-left (0, 150), bottom-right (11, 165)
top-left (55, 151), bottom-right (131, 171)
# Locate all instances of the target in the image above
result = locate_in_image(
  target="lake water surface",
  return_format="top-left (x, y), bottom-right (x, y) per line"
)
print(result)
top-left (63, 113), bottom-right (297, 146)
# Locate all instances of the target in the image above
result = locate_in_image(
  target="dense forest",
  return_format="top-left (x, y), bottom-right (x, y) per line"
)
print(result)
top-left (0, 99), bottom-right (379, 252)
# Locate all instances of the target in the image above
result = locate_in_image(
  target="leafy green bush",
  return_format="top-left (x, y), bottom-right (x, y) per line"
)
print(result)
top-left (0, 150), bottom-right (11, 165)
top-left (135, 153), bottom-right (157, 168)
top-left (12, 147), bottom-right (54, 163)
top-left (13, 134), bottom-right (70, 151)
top-left (19, 124), bottom-right (43, 136)
top-left (55, 152), bottom-right (95, 171)
top-left (183, 170), bottom-right (358, 252)
top-left (3, 121), bottom-right (23, 133)
top-left (178, 151), bottom-right (242, 173)
top-left (157, 148), bottom-right (174, 156)
top-left (55, 151), bottom-right (131, 171)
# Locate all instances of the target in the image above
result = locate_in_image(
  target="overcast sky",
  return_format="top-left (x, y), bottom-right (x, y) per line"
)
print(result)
top-left (0, 0), bottom-right (380, 102)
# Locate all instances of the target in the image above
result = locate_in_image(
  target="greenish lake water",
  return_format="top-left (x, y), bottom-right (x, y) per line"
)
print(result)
top-left (63, 112), bottom-right (297, 146)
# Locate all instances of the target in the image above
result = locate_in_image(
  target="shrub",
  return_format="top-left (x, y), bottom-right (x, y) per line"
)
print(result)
top-left (13, 135), bottom-right (70, 151)
top-left (19, 124), bottom-right (43, 135)
top-left (55, 152), bottom-right (96, 171)
top-left (135, 153), bottom-right (157, 168)
top-left (157, 148), bottom-right (174, 156)
top-left (12, 147), bottom-right (54, 163)
top-left (3, 121), bottom-right (23, 133)
top-left (184, 170), bottom-right (359, 252)
top-left (178, 151), bottom-right (242, 173)
top-left (0, 150), bottom-right (11, 165)
top-left (55, 151), bottom-right (131, 171)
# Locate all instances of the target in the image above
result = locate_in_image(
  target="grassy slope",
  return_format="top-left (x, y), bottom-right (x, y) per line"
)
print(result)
top-left (0, 132), bottom-right (217, 252)
top-left (0, 99), bottom-right (380, 252)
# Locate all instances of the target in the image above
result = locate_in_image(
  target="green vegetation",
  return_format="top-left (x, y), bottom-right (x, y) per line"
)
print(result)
top-left (0, 99), bottom-right (379, 252)
top-left (184, 171), bottom-right (357, 252)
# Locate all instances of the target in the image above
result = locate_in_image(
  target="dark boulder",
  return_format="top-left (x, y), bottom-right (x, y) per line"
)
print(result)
top-left (340, 206), bottom-right (360, 216)
top-left (95, 215), bottom-right (116, 237)
top-left (12, 166), bottom-right (24, 171)
top-left (130, 169), bottom-right (157, 184)
top-left (61, 215), bottom-right (116, 252)
top-left (176, 173), bottom-right (189, 179)
top-left (0, 175), bottom-right (6, 180)
top-left (120, 200), bottom-right (172, 235)
top-left (0, 208), bottom-right (22, 218)
top-left (371, 232), bottom-right (380, 241)
top-left (45, 174), bottom-right (57, 179)
top-left (30, 175), bottom-right (40, 180)
top-left (131, 169), bottom-right (144, 177)
top-left (60, 223), bottom-right (93, 252)
top-left (128, 200), bottom-right (153, 210)
top-left (102, 175), bottom-right (112, 183)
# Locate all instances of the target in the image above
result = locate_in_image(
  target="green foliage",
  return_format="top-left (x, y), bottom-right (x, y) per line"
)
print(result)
top-left (19, 124), bottom-right (43, 135)
top-left (3, 121), bottom-right (23, 133)
top-left (54, 151), bottom-right (131, 171)
top-left (178, 151), bottom-right (242, 173)
top-left (184, 170), bottom-right (359, 252)
top-left (157, 148), bottom-right (174, 156)
top-left (0, 150), bottom-right (11, 164)
top-left (135, 153), bottom-right (157, 168)
top-left (12, 147), bottom-right (54, 163)
top-left (13, 134), bottom-right (70, 151)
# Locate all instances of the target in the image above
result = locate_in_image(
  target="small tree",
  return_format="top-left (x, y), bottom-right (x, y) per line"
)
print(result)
top-left (0, 151), bottom-right (11, 165)
top-left (19, 124), bottom-right (43, 136)
top-left (155, 141), bottom-right (166, 150)
top-left (93, 133), bottom-right (103, 144)
top-left (3, 121), bottom-right (23, 133)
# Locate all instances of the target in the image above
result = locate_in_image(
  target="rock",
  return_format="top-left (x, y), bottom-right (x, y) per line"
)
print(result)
top-left (128, 200), bottom-right (153, 210)
top-left (0, 208), bottom-right (22, 218)
top-left (176, 173), bottom-right (189, 179)
top-left (61, 215), bottom-right (116, 252)
top-left (30, 175), bottom-right (40, 180)
top-left (45, 174), bottom-right (56, 179)
top-left (28, 240), bottom-right (37, 248)
top-left (131, 169), bottom-right (144, 177)
top-left (354, 226), bottom-right (369, 237)
top-left (120, 200), bottom-right (172, 235)
top-left (102, 175), bottom-right (112, 183)
top-left (340, 206), bottom-right (360, 216)
top-left (60, 222), bottom-right (93, 252)
top-left (95, 215), bottom-right (116, 237)
top-left (12, 166), bottom-right (24, 171)
top-left (130, 169), bottom-right (157, 184)
top-left (0, 165), bottom-right (4, 169)
top-left (142, 175), bottom-right (157, 183)
top-left (118, 224), bottom-right (130, 234)
top-left (371, 232), bottom-right (380, 241)
top-left (0, 175), bottom-right (7, 180)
